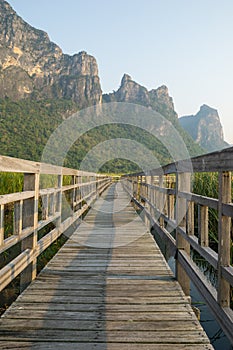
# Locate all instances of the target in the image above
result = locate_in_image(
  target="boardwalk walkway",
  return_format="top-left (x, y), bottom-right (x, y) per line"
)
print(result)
top-left (0, 183), bottom-right (213, 349)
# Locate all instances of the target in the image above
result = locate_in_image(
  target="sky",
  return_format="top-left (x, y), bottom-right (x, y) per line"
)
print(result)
top-left (6, 0), bottom-right (233, 144)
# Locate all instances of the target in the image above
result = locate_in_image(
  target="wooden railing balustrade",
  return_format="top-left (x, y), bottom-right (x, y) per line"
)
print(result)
top-left (123, 146), bottom-right (233, 344)
top-left (0, 155), bottom-right (111, 293)
top-left (1, 147), bottom-right (233, 344)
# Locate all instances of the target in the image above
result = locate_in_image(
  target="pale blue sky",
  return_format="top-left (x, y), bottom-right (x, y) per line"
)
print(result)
top-left (7, 0), bottom-right (233, 143)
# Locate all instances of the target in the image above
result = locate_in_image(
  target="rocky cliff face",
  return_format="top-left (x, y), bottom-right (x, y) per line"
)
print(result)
top-left (179, 104), bottom-right (228, 151)
top-left (0, 0), bottom-right (102, 106)
top-left (103, 74), bottom-right (178, 121)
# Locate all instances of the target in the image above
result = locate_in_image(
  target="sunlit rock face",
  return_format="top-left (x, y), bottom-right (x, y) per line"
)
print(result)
top-left (180, 104), bottom-right (228, 151)
top-left (0, 1), bottom-right (102, 106)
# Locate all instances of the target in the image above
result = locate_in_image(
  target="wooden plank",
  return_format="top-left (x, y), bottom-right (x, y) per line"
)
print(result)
top-left (6, 304), bottom-right (196, 314)
top-left (0, 155), bottom-right (39, 173)
top-left (0, 343), bottom-right (214, 350)
top-left (132, 146), bottom-right (233, 175)
top-left (0, 319), bottom-right (203, 331)
top-left (0, 191), bottom-right (35, 205)
top-left (0, 330), bottom-right (211, 343)
top-left (179, 192), bottom-right (218, 210)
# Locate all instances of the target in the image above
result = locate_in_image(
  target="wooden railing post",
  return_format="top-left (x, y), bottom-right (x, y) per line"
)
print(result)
top-left (42, 194), bottom-right (49, 220)
top-left (187, 201), bottom-right (194, 236)
top-left (164, 176), bottom-right (168, 217)
top-left (71, 175), bottom-right (76, 210)
top-left (176, 172), bottom-right (191, 296)
top-left (56, 174), bottom-right (62, 229)
top-left (137, 176), bottom-right (142, 201)
top-left (0, 204), bottom-right (4, 247)
top-left (20, 172), bottom-right (39, 292)
top-left (154, 176), bottom-right (159, 214)
top-left (132, 176), bottom-right (136, 197)
top-left (136, 176), bottom-right (139, 201)
top-left (218, 171), bottom-right (231, 307)
top-left (198, 205), bottom-right (208, 246)
top-left (49, 192), bottom-right (55, 217)
top-left (159, 175), bottom-right (164, 227)
top-left (149, 175), bottom-right (154, 218)
top-left (78, 175), bottom-right (82, 210)
top-left (96, 175), bottom-right (99, 198)
top-left (92, 176), bottom-right (95, 198)
top-left (14, 200), bottom-right (23, 235)
top-left (150, 176), bottom-right (155, 218)
top-left (168, 194), bottom-right (175, 220)
top-left (168, 176), bottom-right (175, 221)
top-left (145, 176), bottom-right (152, 229)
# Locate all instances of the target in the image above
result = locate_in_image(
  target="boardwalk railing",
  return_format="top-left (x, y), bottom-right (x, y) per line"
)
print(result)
top-left (122, 146), bottom-right (233, 344)
top-left (0, 155), bottom-right (111, 293)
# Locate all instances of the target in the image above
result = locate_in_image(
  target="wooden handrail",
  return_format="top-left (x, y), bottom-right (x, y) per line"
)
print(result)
top-left (122, 146), bottom-right (233, 344)
top-left (0, 155), bottom-right (112, 293)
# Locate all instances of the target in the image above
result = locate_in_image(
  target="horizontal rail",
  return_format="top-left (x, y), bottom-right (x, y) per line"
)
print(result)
top-left (0, 191), bottom-right (35, 205)
top-left (127, 146), bottom-right (233, 176)
top-left (0, 249), bottom-right (34, 292)
top-left (0, 154), bottom-right (108, 176)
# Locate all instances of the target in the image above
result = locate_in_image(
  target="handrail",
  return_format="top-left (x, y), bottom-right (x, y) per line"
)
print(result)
top-left (0, 155), bottom-right (112, 293)
top-left (122, 146), bottom-right (233, 344)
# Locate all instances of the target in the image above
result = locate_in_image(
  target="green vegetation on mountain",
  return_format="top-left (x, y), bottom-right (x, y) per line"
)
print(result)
top-left (0, 98), bottom-right (77, 161)
top-left (0, 97), bottom-right (204, 173)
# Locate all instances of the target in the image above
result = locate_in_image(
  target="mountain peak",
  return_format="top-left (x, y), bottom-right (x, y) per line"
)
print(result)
top-left (199, 104), bottom-right (217, 114)
top-left (102, 76), bottom-right (178, 121)
top-left (180, 105), bottom-right (228, 151)
top-left (121, 73), bottom-right (132, 85)
top-left (0, 0), bottom-right (14, 13)
top-left (154, 85), bottom-right (169, 94)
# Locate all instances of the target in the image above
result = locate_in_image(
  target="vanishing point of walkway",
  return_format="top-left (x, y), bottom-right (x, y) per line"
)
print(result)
top-left (0, 183), bottom-right (213, 349)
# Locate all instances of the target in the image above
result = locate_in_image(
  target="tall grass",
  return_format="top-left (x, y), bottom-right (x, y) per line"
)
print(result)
top-left (192, 172), bottom-right (219, 198)
top-left (0, 173), bottom-right (72, 194)
top-left (0, 173), bottom-right (23, 194)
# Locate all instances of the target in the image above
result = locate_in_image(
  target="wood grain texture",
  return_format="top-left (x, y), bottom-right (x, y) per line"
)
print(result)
top-left (0, 183), bottom-right (213, 349)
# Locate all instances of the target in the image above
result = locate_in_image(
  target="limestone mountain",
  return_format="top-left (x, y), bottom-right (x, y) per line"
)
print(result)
top-left (0, 0), bottom-right (102, 107)
top-left (103, 74), bottom-right (203, 156)
top-left (179, 104), bottom-right (228, 152)
top-left (103, 74), bottom-right (178, 122)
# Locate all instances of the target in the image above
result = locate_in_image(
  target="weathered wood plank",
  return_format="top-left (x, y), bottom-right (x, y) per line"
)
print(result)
top-left (0, 343), bottom-right (214, 350)
top-left (0, 319), bottom-right (202, 331)
top-left (0, 330), bottom-right (211, 343)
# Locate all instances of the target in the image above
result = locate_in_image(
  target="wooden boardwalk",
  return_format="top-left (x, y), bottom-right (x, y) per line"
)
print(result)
top-left (0, 183), bottom-right (213, 349)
